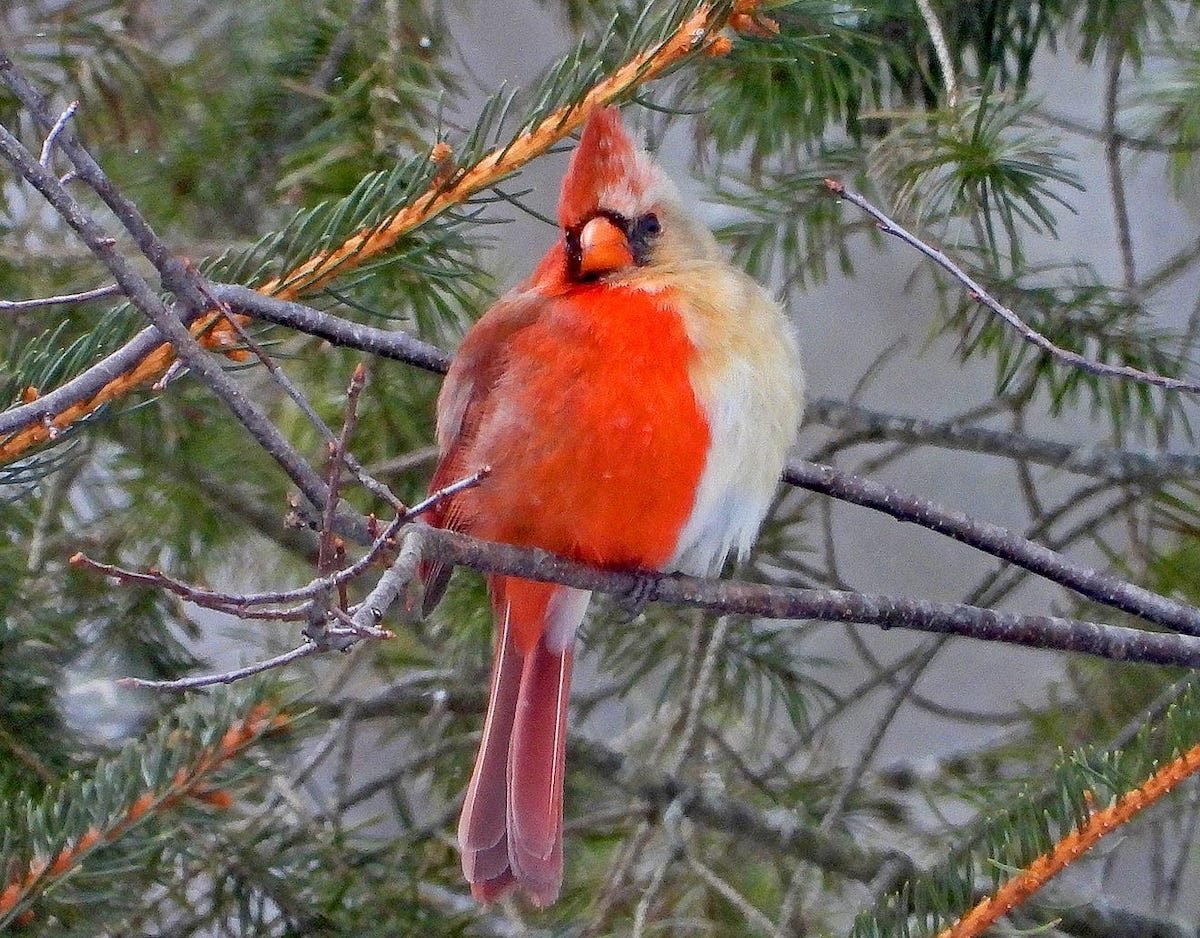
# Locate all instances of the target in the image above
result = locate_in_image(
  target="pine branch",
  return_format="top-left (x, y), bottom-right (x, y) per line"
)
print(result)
top-left (0, 0), bottom-right (745, 466)
top-left (853, 680), bottom-right (1200, 938)
top-left (0, 691), bottom-right (287, 928)
top-left (940, 737), bottom-right (1200, 936)
top-left (257, 0), bottom-right (732, 298)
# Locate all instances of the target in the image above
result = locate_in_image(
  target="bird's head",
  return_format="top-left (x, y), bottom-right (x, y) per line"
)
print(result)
top-left (552, 106), bottom-right (720, 283)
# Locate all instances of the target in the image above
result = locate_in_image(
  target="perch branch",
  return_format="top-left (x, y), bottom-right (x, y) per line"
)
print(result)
top-left (407, 528), bottom-right (1200, 669)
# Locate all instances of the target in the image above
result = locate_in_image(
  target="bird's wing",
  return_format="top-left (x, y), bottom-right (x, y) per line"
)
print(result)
top-left (420, 290), bottom-right (545, 612)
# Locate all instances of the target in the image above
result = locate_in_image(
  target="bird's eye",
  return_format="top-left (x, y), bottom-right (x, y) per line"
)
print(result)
top-left (637, 213), bottom-right (661, 238)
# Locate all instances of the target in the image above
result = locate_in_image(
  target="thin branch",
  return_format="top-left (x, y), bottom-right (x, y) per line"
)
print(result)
top-left (317, 363), bottom-right (367, 573)
top-left (309, 0), bottom-right (380, 94)
top-left (38, 99), bottom-right (76, 167)
top-left (118, 643), bottom-right (321, 692)
top-left (914, 0), bottom-right (958, 107)
top-left (818, 645), bottom-right (934, 833)
top-left (327, 678), bottom-right (1191, 938)
top-left (0, 284), bottom-right (448, 457)
top-left (0, 282), bottom-right (121, 313)
top-left (210, 283), bottom-right (451, 374)
top-left (784, 459), bottom-right (1200, 637)
top-left (70, 467), bottom-right (489, 616)
top-left (823, 179), bottom-right (1200, 395)
top-left (687, 852), bottom-right (787, 938)
top-left (1103, 42), bottom-right (1136, 292)
top-left (1036, 107), bottom-right (1200, 154)
top-left (67, 553), bottom-right (312, 621)
top-left (570, 733), bottom-right (912, 888)
top-left (0, 322), bottom-right (186, 440)
top-left (806, 397), bottom-right (1200, 483)
top-left (0, 57), bottom-right (210, 312)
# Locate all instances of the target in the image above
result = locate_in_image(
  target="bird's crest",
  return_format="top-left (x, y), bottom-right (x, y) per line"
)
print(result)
top-left (558, 107), bottom-right (660, 228)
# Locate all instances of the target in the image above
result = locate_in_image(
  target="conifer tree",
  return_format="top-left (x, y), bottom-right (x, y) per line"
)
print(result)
top-left (3, 1), bottom-right (1200, 934)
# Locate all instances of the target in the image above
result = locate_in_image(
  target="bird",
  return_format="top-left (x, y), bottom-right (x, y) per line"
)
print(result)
top-left (420, 105), bottom-right (804, 907)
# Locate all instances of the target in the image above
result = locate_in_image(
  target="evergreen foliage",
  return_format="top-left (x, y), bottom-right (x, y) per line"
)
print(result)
top-left (2, 0), bottom-right (1200, 934)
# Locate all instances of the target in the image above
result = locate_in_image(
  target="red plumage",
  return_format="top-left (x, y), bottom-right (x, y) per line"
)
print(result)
top-left (421, 106), bottom-right (804, 906)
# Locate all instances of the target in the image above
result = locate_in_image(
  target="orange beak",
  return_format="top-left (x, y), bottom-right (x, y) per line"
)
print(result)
top-left (577, 216), bottom-right (634, 278)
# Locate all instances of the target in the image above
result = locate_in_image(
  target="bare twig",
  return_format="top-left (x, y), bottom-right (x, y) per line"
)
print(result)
top-left (72, 467), bottom-right (490, 623)
top-left (687, 852), bottom-right (787, 938)
top-left (68, 553), bottom-right (312, 621)
top-left (317, 364), bottom-right (368, 573)
top-left (914, 0), bottom-right (958, 107)
top-left (807, 396), bottom-right (1200, 483)
top-left (118, 641), bottom-right (320, 690)
top-left (1103, 41), bottom-right (1136, 292)
top-left (38, 99), bottom-right (77, 167)
top-left (818, 646), bottom-right (933, 833)
top-left (211, 283), bottom-right (451, 373)
top-left (328, 680), bottom-right (1192, 938)
top-left (0, 282), bottom-right (121, 313)
top-left (823, 179), bottom-right (1200, 395)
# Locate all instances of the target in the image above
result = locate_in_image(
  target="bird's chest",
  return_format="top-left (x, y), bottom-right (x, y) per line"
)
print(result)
top-left (469, 291), bottom-right (711, 568)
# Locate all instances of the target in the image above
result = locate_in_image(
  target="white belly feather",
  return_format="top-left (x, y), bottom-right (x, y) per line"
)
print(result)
top-left (668, 264), bottom-right (805, 576)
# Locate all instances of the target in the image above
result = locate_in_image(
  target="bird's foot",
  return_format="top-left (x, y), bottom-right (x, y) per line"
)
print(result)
top-left (613, 571), bottom-right (659, 622)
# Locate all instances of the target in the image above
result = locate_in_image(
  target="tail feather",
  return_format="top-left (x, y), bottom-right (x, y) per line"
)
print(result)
top-left (457, 576), bottom-right (589, 907)
top-left (508, 640), bottom-right (574, 905)
top-left (459, 590), bottom-right (522, 887)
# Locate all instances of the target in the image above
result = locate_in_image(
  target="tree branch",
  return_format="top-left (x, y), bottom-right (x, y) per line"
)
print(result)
top-left (411, 527), bottom-right (1200, 669)
top-left (784, 459), bottom-right (1200, 637)
top-left (823, 179), bottom-right (1200, 395)
top-left (210, 283), bottom-right (450, 374)
top-left (807, 397), bottom-right (1200, 483)
top-left (0, 118), bottom-right (339, 520)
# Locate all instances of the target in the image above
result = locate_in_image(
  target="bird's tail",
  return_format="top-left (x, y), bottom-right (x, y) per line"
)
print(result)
top-left (458, 576), bottom-right (590, 907)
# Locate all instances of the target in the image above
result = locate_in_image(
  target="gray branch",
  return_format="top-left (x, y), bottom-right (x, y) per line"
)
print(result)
top-left (808, 397), bottom-right (1200, 483)
top-left (784, 459), bottom-right (1200, 637)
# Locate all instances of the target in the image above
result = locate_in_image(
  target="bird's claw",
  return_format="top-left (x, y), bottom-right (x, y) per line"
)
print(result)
top-left (613, 572), bottom-right (658, 622)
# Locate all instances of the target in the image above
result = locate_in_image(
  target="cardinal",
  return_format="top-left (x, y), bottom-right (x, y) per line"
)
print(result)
top-left (421, 106), bottom-right (804, 906)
